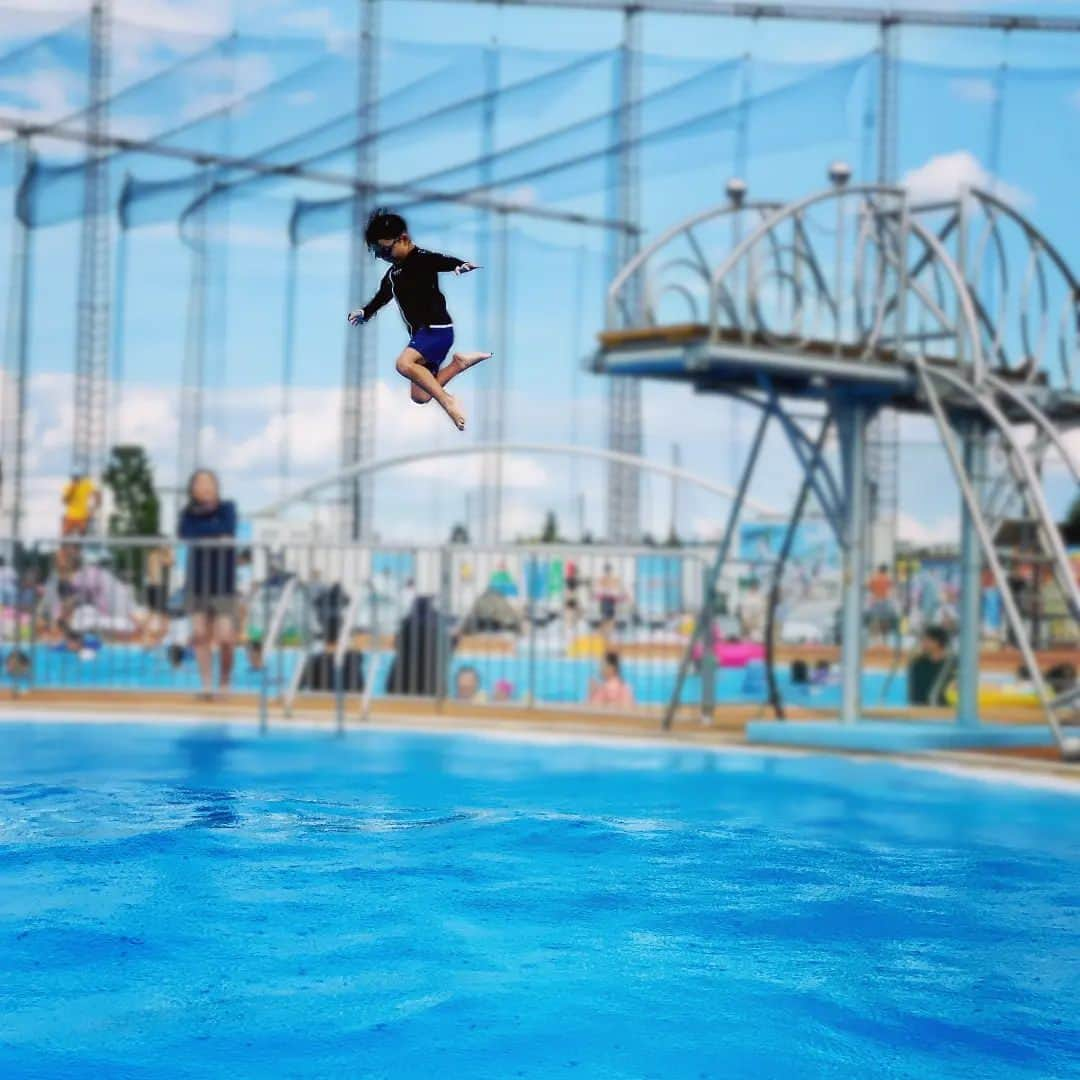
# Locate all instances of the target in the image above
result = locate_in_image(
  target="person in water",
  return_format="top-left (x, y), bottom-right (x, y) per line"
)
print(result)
top-left (347, 207), bottom-right (491, 432)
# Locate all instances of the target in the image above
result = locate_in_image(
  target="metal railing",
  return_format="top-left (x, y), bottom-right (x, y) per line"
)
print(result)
top-left (6, 532), bottom-right (1069, 727)
top-left (0, 533), bottom-right (863, 726)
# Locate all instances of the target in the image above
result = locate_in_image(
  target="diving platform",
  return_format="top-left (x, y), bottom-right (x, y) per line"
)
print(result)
top-left (595, 170), bottom-right (1080, 760)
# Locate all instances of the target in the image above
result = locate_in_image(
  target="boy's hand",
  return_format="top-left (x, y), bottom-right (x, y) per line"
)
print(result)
top-left (347, 309), bottom-right (366, 326)
top-left (454, 263), bottom-right (481, 276)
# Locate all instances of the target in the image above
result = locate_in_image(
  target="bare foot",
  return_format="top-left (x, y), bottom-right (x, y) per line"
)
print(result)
top-left (443, 395), bottom-right (466, 432)
top-left (453, 350), bottom-right (492, 374)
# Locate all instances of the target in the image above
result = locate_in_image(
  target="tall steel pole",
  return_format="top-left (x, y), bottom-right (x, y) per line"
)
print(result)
top-left (342, 0), bottom-right (380, 541)
top-left (71, 0), bottom-right (111, 484)
top-left (866, 17), bottom-right (900, 569)
top-left (280, 228), bottom-right (300, 498)
top-left (605, 7), bottom-right (643, 542)
top-left (3, 140), bottom-right (33, 546)
top-left (476, 41), bottom-right (500, 542)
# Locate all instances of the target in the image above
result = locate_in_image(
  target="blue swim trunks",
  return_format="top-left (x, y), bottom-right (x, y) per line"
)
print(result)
top-left (408, 325), bottom-right (454, 375)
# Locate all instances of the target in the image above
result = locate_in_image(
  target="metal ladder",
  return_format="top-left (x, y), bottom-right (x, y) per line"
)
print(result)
top-left (915, 358), bottom-right (1080, 759)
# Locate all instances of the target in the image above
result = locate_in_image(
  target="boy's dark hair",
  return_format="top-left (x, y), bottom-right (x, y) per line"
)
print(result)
top-left (923, 625), bottom-right (949, 650)
top-left (604, 651), bottom-right (622, 675)
top-left (790, 659), bottom-right (809, 685)
top-left (365, 207), bottom-right (407, 254)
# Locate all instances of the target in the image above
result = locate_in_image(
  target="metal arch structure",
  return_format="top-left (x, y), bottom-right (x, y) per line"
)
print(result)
top-left (596, 171), bottom-right (1080, 758)
top-left (250, 440), bottom-right (780, 521)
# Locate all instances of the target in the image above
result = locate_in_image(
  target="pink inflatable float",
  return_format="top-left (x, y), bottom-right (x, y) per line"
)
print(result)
top-left (691, 638), bottom-right (765, 667)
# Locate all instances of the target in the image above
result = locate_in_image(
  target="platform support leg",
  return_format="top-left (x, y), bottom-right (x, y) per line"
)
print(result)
top-left (837, 399), bottom-right (870, 725)
top-left (956, 417), bottom-right (985, 727)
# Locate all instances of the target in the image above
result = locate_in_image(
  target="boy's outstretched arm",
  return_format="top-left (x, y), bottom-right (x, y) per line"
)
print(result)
top-left (419, 250), bottom-right (481, 276)
top-left (348, 274), bottom-right (392, 326)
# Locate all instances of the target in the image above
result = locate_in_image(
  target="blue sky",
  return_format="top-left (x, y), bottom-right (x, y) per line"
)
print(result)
top-left (0, 0), bottom-right (1078, 542)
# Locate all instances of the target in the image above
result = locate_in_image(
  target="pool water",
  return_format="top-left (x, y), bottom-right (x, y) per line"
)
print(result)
top-left (1, 719), bottom-right (1077, 1079)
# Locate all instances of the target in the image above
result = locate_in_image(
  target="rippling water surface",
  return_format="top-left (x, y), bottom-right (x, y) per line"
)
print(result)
top-left (1, 720), bottom-right (1077, 1079)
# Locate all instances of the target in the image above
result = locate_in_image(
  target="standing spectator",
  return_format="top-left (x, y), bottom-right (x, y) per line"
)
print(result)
top-left (588, 651), bottom-right (634, 708)
top-left (60, 473), bottom-right (101, 536)
top-left (866, 563), bottom-right (898, 644)
top-left (594, 562), bottom-right (625, 639)
top-left (737, 579), bottom-right (766, 642)
top-left (178, 470), bottom-right (238, 700)
top-left (563, 559), bottom-right (582, 634)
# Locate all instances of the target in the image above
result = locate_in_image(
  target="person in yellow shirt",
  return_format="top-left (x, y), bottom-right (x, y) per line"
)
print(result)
top-left (61, 474), bottom-right (100, 536)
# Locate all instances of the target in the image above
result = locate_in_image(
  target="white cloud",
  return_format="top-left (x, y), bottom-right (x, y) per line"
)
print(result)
top-left (896, 512), bottom-right (960, 547)
top-left (949, 78), bottom-right (997, 105)
top-left (113, 0), bottom-right (230, 36)
top-left (0, 68), bottom-right (84, 124)
top-left (902, 151), bottom-right (1030, 208)
top-left (505, 186), bottom-right (540, 207)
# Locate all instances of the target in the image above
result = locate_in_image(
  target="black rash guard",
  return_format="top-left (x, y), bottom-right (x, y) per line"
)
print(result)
top-left (360, 247), bottom-right (465, 335)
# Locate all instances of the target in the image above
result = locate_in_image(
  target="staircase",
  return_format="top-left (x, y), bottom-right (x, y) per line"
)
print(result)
top-left (916, 359), bottom-right (1080, 758)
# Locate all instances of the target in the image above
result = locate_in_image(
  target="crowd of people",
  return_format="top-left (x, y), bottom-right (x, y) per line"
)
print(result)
top-left (3, 476), bottom-right (1075, 715)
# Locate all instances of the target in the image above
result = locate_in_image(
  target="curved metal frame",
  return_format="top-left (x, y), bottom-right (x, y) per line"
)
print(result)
top-left (920, 186), bottom-right (1080, 390)
top-left (253, 441), bottom-right (780, 521)
top-left (706, 184), bottom-right (911, 357)
top-left (606, 197), bottom-right (782, 328)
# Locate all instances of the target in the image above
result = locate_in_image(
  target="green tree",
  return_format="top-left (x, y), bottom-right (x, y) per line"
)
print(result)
top-left (103, 445), bottom-right (160, 582)
top-left (104, 445), bottom-right (160, 537)
top-left (540, 510), bottom-right (560, 543)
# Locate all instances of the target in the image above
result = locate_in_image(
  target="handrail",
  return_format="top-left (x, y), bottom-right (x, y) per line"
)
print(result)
top-left (983, 372), bottom-right (1080, 483)
top-left (262, 577), bottom-right (298, 665)
top-left (359, 580), bottom-right (384, 725)
top-left (333, 583), bottom-right (364, 734)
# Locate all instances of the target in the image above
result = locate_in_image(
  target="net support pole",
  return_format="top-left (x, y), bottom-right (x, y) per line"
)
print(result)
top-left (491, 212), bottom-right (510, 542)
top-left (867, 19), bottom-right (900, 569)
top-left (3, 140), bottom-right (34, 547)
top-left (836, 396), bottom-right (870, 725)
top-left (178, 200), bottom-right (208, 485)
top-left (341, 0), bottom-right (380, 542)
top-left (956, 416), bottom-right (986, 727)
top-left (71, 0), bottom-right (112, 484)
top-left (110, 212), bottom-right (128, 443)
top-left (605, 6), bottom-right (643, 543)
top-left (280, 234), bottom-right (299, 498)
top-left (477, 41), bottom-right (500, 543)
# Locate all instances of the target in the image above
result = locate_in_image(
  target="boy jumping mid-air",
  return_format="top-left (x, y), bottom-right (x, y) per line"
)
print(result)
top-left (348, 208), bottom-right (491, 431)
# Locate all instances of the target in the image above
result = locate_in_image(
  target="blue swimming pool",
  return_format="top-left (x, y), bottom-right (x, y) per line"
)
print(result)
top-left (1, 719), bottom-right (1077, 1078)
